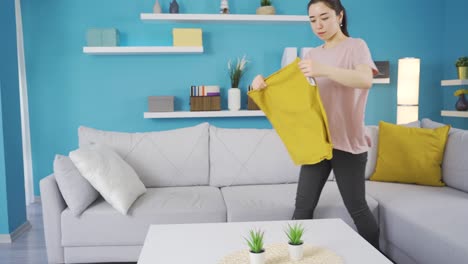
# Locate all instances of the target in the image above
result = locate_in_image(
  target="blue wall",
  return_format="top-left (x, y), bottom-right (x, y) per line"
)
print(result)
top-left (22, 0), bottom-right (446, 195)
top-left (0, 0), bottom-right (27, 234)
top-left (441, 0), bottom-right (468, 128)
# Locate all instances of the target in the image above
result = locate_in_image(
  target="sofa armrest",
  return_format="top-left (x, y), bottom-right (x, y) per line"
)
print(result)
top-left (40, 174), bottom-right (66, 264)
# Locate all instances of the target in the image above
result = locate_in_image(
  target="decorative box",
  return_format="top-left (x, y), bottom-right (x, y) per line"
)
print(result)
top-left (101, 28), bottom-right (119, 46)
top-left (374, 61), bottom-right (390, 78)
top-left (247, 97), bottom-right (260, 110)
top-left (148, 96), bottom-right (174, 112)
top-left (173, 28), bottom-right (203, 47)
top-left (86, 29), bottom-right (102, 47)
top-left (190, 96), bottom-right (221, 111)
top-left (86, 28), bottom-right (119, 47)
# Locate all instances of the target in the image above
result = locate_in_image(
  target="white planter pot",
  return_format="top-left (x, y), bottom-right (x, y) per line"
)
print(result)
top-left (249, 251), bottom-right (265, 264)
top-left (228, 88), bottom-right (241, 111)
top-left (256, 6), bottom-right (276, 15)
top-left (288, 243), bottom-right (304, 261)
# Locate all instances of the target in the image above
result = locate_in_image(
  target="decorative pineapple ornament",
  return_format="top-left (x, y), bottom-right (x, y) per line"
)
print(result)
top-left (220, 0), bottom-right (229, 14)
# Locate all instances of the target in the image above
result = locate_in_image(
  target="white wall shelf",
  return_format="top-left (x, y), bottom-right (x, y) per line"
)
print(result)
top-left (441, 110), bottom-right (468, 118)
top-left (441, 79), bottom-right (468, 86)
top-left (140, 13), bottom-right (309, 24)
top-left (83, 46), bottom-right (203, 55)
top-left (144, 110), bottom-right (265, 119)
top-left (372, 78), bottom-right (390, 84)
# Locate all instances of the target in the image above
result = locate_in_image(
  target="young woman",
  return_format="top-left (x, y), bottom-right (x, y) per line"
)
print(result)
top-left (251, 0), bottom-right (380, 249)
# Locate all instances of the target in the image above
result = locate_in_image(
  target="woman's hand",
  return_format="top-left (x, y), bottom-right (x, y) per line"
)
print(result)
top-left (251, 75), bottom-right (267, 90)
top-left (298, 59), bottom-right (329, 78)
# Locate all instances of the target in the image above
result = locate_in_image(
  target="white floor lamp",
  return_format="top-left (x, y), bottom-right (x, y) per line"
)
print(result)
top-left (397, 58), bottom-right (420, 124)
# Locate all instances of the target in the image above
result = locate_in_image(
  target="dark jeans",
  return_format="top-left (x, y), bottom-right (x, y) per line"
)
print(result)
top-left (292, 149), bottom-right (380, 249)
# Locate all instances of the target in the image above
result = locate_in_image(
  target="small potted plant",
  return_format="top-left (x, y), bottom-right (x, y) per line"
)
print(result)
top-left (285, 223), bottom-right (305, 261)
top-left (256, 0), bottom-right (276, 15)
top-left (245, 229), bottom-right (265, 264)
top-left (455, 56), bottom-right (468, 80)
top-left (454, 89), bottom-right (468, 111)
top-left (227, 55), bottom-right (248, 111)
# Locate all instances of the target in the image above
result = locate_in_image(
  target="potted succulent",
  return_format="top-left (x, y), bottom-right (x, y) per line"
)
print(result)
top-left (227, 55), bottom-right (248, 111)
top-left (454, 89), bottom-right (468, 111)
top-left (245, 229), bottom-right (265, 264)
top-left (455, 56), bottom-right (468, 80)
top-left (256, 0), bottom-right (276, 15)
top-left (285, 223), bottom-right (305, 261)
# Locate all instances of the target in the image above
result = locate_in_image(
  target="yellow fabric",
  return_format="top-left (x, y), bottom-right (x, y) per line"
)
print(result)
top-left (248, 58), bottom-right (333, 165)
top-left (370, 121), bottom-right (450, 187)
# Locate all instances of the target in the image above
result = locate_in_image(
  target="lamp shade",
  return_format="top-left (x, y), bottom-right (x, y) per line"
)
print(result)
top-left (397, 58), bottom-right (420, 124)
top-left (397, 58), bottom-right (420, 105)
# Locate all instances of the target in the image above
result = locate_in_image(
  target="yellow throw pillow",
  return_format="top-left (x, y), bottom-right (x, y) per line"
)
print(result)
top-left (370, 121), bottom-right (450, 186)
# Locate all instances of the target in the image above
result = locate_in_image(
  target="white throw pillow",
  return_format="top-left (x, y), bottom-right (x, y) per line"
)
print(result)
top-left (69, 144), bottom-right (146, 215)
top-left (53, 155), bottom-right (100, 216)
top-left (421, 118), bottom-right (468, 192)
top-left (365, 126), bottom-right (379, 179)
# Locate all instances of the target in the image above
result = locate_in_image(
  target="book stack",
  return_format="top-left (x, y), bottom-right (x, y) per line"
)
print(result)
top-left (190, 85), bottom-right (221, 111)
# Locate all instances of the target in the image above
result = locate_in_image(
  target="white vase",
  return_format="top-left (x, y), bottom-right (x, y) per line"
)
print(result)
top-left (228, 88), bottom-right (241, 111)
top-left (249, 251), bottom-right (265, 264)
top-left (288, 243), bottom-right (304, 261)
top-left (153, 0), bottom-right (162, 13)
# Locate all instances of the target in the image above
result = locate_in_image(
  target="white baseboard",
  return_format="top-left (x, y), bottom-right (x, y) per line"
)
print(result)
top-left (0, 221), bottom-right (31, 243)
top-left (0, 234), bottom-right (12, 243)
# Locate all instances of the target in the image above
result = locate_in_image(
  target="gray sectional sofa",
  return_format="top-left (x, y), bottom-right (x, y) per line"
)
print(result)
top-left (40, 119), bottom-right (468, 264)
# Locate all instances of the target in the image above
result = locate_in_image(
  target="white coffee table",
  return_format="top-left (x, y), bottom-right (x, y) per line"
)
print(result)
top-left (137, 218), bottom-right (392, 264)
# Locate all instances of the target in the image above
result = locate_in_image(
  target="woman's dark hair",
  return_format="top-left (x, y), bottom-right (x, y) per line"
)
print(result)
top-left (307, 0), bottom-right (349, 37)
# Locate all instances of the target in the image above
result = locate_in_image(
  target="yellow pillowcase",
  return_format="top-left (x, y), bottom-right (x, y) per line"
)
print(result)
top-left (370, 121), bottom-right (450, 186)
top-left (248, 58), bottom-right (333, 165)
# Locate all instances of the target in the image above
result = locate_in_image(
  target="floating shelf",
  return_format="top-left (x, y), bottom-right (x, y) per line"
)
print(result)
top-left (144, 110), bottom-right (265, 119)
top-left (372, 78), bottom-right (390, 84)
top-left (441, 79), bottom-right (468, 86)
top-left (140, 13), bottom-right (309, 24)
top-left (441, 110), bottom-right (468, 118)
top-left (83, 46), bottom-right (204, 55)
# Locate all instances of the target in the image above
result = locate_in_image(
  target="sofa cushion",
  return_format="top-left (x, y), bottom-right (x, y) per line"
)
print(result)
top-left (69, 144), bottom-right (146, 215)
top-left (209, 126), bottom-right (301, 187)
top-left (78, 123), bottom-right (209, 187)
top-left (370, 121), bottom-right (449, 186)
top-left (366, 181), bottom-right (468, 264)
top-left (53, 155), bottom-right (99, 216)
top-left (363, 121), bottom-right (420, 180)
top-left (421, 118), bottom-right (468, 192)
top-left (61, 186), bottom-right (226, 246)
top-left (221, 182), bottom-right (379, 231)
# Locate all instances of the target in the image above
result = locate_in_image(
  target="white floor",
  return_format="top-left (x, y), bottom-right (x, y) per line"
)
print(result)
top-left (0, 202), bottom-right (135, 264)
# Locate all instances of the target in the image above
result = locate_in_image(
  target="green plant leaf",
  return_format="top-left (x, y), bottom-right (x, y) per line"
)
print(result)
top-left (455, 56), bottom-right (468, 67)
top-left (245, 229), bottom-right (264, 253)
top-left (261, 0), bottom-right (272, 6)
top-left (228, 55), bottom-right (248, 88)
top-left (285, 223), bottom-right (305, 246)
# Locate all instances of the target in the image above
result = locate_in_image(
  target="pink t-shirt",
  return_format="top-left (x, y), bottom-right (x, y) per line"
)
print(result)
top-left (305, 37), bottom-right (377, 154)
